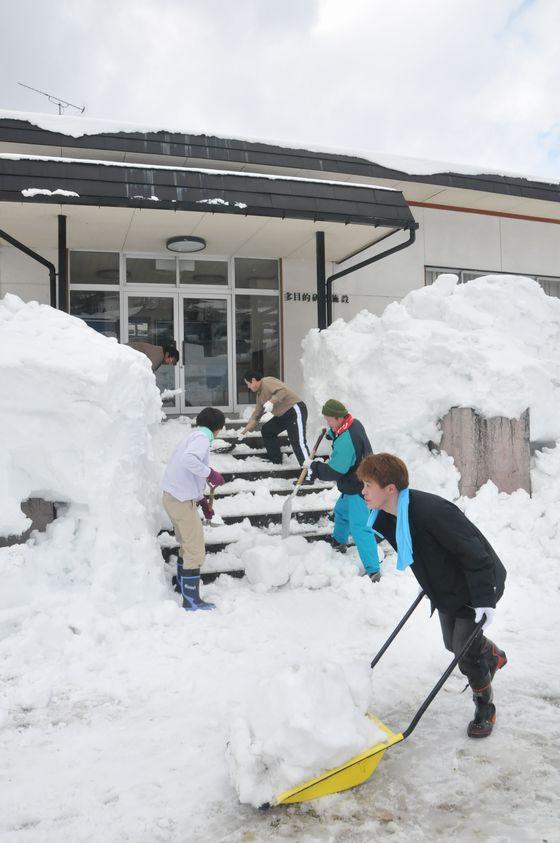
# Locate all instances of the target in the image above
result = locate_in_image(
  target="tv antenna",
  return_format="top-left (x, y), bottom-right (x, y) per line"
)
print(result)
top-left (17, 82), bottom-right (86, 115)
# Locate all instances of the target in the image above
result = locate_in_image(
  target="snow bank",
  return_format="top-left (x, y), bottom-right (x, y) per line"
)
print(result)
top-left (226, 660), bottom-right (385, 807)
top-left (0, 294), bottom-right (165, 608)
top-left (303, 274), bottom-right (560, 497)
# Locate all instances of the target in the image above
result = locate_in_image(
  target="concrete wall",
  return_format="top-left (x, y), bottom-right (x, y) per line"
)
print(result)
top-left (440, 407), bottom-right (531, 497)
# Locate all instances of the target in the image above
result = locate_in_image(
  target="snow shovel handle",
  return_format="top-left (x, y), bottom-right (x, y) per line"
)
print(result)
top-left (401, 614), bottom-right (487, 740)
top-left (293, 428), bottom-right (327, 491)
top-left (370, 591), bottom-right (427, 669)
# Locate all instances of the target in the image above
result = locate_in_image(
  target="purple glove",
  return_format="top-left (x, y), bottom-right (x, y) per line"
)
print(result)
top-left (200, 496), bottom-right (215, 521)
top-left (207, 468), bottom-right (225, 487)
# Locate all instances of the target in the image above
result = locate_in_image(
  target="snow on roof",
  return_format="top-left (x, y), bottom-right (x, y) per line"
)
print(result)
top-left (1, 108), bottom-right (557, 188)
top-left (0, 152), bottom-right (397, 192)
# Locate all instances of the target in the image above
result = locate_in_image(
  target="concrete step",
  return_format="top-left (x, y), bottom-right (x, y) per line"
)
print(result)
top-left (203, 527), bottom-right (335, 556)
top-left (215, 483), bottom-right (331, 498)
top-left (220, 432), bottom-right (289, 449)
top-left (220, 466), bottom-right (302, 482)
top-left (220, 509), bottom-right (332, 528)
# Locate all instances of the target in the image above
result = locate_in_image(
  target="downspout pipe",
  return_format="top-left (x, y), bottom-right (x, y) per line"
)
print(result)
top-left (325, 226), bottom-right (417, 327)
top-left (58, 215), bottom-right (68, 313)
top-left (0, 228), bottom-right (57, 307)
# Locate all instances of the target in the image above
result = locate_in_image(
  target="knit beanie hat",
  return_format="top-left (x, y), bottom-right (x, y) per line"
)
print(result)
top-left (321, 398), bottom-right (349, 418)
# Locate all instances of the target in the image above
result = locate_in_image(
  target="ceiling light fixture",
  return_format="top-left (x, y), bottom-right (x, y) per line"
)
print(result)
top-left (166, 236), bottom-right (206, 253)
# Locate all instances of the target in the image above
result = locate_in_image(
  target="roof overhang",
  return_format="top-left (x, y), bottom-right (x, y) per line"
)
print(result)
top-left (0, 154), bottom-right (417, 262)
top-left (1, 112), bottom-right (558, 216)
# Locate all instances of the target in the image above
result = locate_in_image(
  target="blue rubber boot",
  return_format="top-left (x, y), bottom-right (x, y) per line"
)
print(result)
top-left (179, 566), bottom-right (215, 611)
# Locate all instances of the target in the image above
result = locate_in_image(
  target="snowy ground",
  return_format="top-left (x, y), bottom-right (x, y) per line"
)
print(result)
top-left (2, 536), bottom-right (558, 842)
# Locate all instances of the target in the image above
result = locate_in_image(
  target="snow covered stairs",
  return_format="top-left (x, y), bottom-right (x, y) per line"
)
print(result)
top-left (211, 420), bottom-right (335, 538)
top-left (160, 418), bottom-right (337, 582)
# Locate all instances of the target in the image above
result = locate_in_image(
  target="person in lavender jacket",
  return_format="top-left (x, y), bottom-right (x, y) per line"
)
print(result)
top-left (162, 407), bottom-right (225, 611)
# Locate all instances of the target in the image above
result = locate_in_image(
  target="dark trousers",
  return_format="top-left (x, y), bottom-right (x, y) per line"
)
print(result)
top-left (261, 401), bottom-right (309, 465)
top-left (438, 610), bottom-right (491, 692)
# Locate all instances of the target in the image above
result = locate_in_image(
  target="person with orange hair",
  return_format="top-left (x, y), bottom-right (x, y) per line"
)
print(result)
top-left (357, 453), bottom-right (507, 739)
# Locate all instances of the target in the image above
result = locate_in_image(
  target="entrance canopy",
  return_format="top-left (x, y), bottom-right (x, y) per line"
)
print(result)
top-left (0, 153), bottom-right (416, 263)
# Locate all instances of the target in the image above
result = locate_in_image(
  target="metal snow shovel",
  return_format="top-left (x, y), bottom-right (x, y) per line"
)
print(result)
top-left (281, 428), bottom-right (327, 539)
top-left (264, 595), bottom-right (488, 807)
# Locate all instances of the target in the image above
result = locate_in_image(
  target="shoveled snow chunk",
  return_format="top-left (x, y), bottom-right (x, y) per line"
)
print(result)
top-left (226, 660), bottom-right (385, 807)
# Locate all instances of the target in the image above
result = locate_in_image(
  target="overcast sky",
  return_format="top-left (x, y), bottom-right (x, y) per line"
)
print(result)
top-left (1, 0), bottom-right (559, 179)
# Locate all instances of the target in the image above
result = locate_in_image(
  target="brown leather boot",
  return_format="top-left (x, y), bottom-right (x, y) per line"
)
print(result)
top-left (467, 683), bottom-right (496, 738)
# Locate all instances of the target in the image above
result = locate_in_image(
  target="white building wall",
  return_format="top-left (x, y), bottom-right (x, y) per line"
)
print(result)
top-left (0, 245), bottom-right (54, 305)
top-left (500, 216), bottom-right (560, 276)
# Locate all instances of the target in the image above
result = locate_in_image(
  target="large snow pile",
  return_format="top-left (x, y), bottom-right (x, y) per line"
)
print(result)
top-left (0, 294), bottom-right (165, 608)
top-left (227, 660), bottom-right (386, 807)
top-left (303, 274), bottom-right (560, 498)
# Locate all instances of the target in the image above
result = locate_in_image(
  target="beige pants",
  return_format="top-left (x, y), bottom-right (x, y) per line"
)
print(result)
top-left (162, 492), bottom-right (205, 570)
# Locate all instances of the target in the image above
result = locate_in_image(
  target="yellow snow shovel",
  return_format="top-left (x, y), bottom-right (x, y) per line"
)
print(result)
top-left (263, 595), bottom-right (488, 807)
top-left (281, 428), bottom-right (327, 539)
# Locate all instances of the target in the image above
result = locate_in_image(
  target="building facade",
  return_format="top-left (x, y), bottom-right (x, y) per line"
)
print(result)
top-left (1, 111), bottom-right (559, 408)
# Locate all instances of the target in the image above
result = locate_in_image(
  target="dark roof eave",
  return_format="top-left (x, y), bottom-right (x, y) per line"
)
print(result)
top-left (0, 156), bottom-right (417, 230)
top-left (0, 116), bottom-right (558, 204)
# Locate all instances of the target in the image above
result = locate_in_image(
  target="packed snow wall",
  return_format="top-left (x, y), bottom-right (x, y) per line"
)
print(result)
top-left (0, 294), bottom-right (165, 608)
top-left (302, 274), bottom-right (560, 497)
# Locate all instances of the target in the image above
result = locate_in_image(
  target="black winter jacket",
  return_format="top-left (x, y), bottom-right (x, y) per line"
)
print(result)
top-left (373, 489), bottom-right (507, 614)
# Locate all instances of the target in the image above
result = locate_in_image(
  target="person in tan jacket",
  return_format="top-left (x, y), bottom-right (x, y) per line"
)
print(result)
top-left (128, 341), bottom-right (179, 371)
top-left (239, 370), bottom-right (309, 465)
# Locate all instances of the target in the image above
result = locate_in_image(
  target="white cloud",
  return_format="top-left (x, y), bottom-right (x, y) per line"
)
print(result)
top-left (1, 0), bottom-right (559, 179)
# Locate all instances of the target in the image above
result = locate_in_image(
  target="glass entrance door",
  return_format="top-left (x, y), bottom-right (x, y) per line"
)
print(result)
top-left (180, 295), bottom-right (232, 411)
top-left (126, 292), bottom-right (179, 410)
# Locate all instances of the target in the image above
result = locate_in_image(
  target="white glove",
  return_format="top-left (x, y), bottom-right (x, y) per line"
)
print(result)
top-left (474, 607), bottom-right (495, 629)
top-left (236, 428), bottom-right (246, 440)
top-left (302, 457), bottom-right (312, 468)
top-left (263, 400), bottom-right (273, 413)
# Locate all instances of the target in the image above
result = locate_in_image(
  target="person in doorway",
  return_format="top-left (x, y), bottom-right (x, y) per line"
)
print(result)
top-left (161, 407), bottom-right (225, 611)
top-left (128, 340), bottom-right (179, 371)
top-left (307, 399), bottom-right (381, 582)
top-left (239, 370), bottom-right (309, 466)
top-left (357, 452), bottom-right (507, 738)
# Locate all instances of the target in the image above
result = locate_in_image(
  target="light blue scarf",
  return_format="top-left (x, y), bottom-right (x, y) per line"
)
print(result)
top-left (367, 487), bottom-right (414, 571)
top-left (198, 426), bottom-right (214, 443)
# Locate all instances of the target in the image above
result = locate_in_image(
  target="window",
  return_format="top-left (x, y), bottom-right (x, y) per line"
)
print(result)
top-left (70, 290), bottom-right (120, 338)
top-left (126, 257), bottom-right (176, 284)
top-left (179, 259), bottom-right (228, 285)
top-left (235, 258), bottom-right (279, 290)
top-left (425, 266), bottom-right (560, 298)
top-left (70, 251), bottom-right (119, 285)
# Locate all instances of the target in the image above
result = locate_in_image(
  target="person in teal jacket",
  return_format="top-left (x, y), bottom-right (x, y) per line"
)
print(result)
top-left (308, 399), bottom-right (381, 582)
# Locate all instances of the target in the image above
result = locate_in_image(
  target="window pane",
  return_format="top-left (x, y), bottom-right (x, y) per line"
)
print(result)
top-left (235, 258), bottom-right (279, 290)
top-left (126, 257), bottom-right (176, 284)
top-left (183, 298), bottom-right (229, 406)
top-left (127, 296), bottom-right (174, 346)
top-left (70, 290), bottom-right (120, 338)
top-left (235, 294), bottom-right (280, 404)
top-left (179, 260), bottom-right (228, 285)
top-left (70, 251), bottom-right (119, 285)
